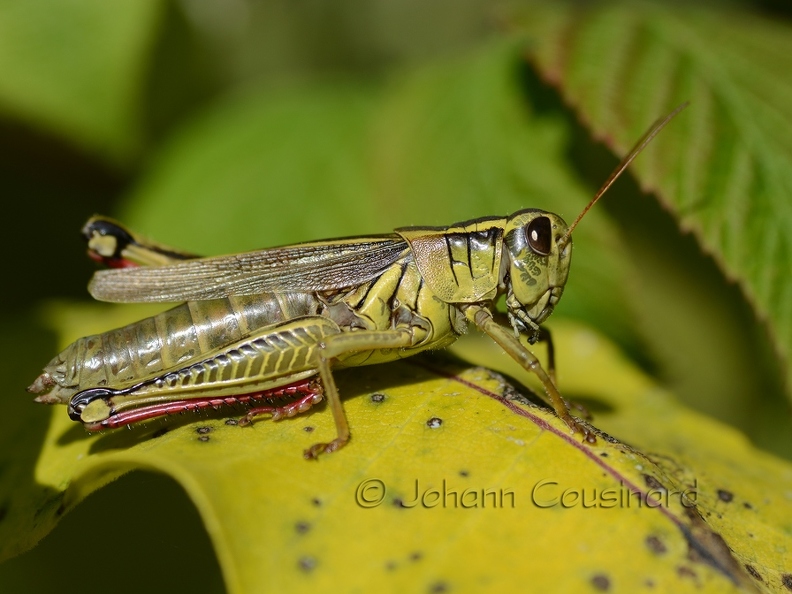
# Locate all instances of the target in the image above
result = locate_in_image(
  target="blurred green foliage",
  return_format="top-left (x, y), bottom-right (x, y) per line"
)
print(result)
top-left (1, 1), bottom-right (791, 592)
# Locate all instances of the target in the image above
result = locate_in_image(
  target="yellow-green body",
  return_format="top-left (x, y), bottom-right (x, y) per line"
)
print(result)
top-left (29, 210), bottom-right (582, 456)
top-left (29, 108), bottom-right (684, 457)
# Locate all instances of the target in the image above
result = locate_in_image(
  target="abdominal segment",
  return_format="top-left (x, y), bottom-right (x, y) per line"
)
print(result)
top-left (28, 292), bottom-right (326, 405)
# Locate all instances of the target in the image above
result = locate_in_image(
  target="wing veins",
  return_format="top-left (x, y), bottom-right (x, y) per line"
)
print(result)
top-left (89, 236), bottom-right (410, 303)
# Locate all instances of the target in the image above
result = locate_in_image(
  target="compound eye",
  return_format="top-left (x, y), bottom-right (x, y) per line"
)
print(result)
top-left (526, 216), bottom-right (552, 256)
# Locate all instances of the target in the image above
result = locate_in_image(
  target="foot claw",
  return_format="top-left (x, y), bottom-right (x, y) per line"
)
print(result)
top-left (303, 437), bottom-right (347, 460)
top-left (560, 413), bottom-right (596, 444)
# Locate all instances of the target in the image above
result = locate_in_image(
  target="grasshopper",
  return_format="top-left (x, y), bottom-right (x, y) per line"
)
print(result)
top-left (28, 106), bottom-right (685, 458)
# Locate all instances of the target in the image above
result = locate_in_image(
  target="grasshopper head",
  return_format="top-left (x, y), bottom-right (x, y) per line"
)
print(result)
top-left (499, 105), bottom-right (689, 343)
top-left (502, 209), bottom-right (572, 342)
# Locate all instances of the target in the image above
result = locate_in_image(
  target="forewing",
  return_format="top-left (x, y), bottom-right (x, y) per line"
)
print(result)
top-left (88, 235), bottom-right (411, 303)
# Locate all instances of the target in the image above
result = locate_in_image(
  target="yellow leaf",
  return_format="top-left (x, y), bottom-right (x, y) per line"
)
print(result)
top-left (14, 304), bottom-right (792, 592)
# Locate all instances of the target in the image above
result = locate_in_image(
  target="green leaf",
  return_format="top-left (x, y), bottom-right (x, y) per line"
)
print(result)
top-left (512, 1), bottom-right (792, 406)
top-left (121, 83), bottom-right (381, 254)
top-left (0, 0), bottom-right (163, 164)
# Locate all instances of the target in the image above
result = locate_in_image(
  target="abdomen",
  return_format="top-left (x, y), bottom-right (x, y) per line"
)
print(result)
top-left (29, 293), bottom-right (322, 403)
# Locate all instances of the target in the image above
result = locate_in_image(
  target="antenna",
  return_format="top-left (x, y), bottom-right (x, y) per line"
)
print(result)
top-left (560, 102), bottom-right (688, 245)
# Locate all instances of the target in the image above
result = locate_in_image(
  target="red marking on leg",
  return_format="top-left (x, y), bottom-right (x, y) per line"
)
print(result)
top-left (239, 389), bottom-right (324, 426)
top-left (87, 251), bottom-right (139, 269)
top-left (84, 378), bottom-right (322, 431)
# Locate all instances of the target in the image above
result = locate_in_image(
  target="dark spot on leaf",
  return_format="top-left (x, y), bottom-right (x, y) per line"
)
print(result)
top-left (743, 502), bottom-right (753, 509)
top-left (717, 489), bottom-right (733, 503)
top-left (298, 556), bottom-right (317, 572)
top-left (600, 452), bottom-right (608, 457)
top-left (644, 578), bottom-right (655, 588)
top-left (198, 435), bottom-right (210, 442)
top-left (744, 564), bottom-right (762, 581)
top-left (591, 574), bottom-right (610, 591)
top-left (0, 504), bottom-right (7, 523)
top-left (429, 582), bottom-right (448, 593)
top-left (410, 552), bottom-right (423, 562)
top-left (782, 574), bottom-right (792, 590)
top-left (196, 426), bottom-right (212, 435)
top-left (371, 393), bottom-right (386, 403)
top-left (677, 566), bottom-right (697, 579)
top-left (643, 474), bottom-right (666, 492)
top-left (459, 470), bottom-right (469, 477)
top-left (426, 417), bottom-right (443, 428)
top-left (295, 521), bottom-right (310, 534)
top-left (645, 535), bottom-right (667, 554)
top-left (152, 427), bottom-right (170, 438)
top-left (225, 419), bottom-right (238, 426)
top-left (303, 426), bottom-right (314, 433)
top-left (385, 561), bottom-right (397, 571)
top-left (311, 498), bottom-right (321, 507)
top-left (56, 502), bottom-right (66, 517)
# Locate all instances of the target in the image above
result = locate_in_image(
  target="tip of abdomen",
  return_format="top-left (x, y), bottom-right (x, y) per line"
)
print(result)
top-left (27, 372), bottom-right (53, 394)
top-left (27, 372), bottom-right (74, 404)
